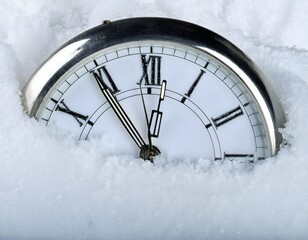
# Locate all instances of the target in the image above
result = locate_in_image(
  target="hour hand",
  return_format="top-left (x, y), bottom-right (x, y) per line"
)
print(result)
top-left (92, 71), bottom-right (146, 149)
top-left (149, 80), bottom-right (167, 138)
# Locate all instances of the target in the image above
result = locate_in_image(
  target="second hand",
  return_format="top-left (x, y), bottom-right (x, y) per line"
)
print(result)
top-left (138, 82), bottom-right (153, 150)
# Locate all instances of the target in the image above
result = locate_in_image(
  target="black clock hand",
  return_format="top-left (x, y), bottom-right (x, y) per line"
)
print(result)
top-left (137, 79), bottom-right (165, 162)
top-left (93, 72), bottom-right (146, 149)
top-left (149, 80), bottom-right (167, 138)
top-left (138, 80), bottom-right (153, 151)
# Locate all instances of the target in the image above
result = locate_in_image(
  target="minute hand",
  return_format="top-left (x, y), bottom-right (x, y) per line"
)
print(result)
top-left (93, 72), bottom-right (146, 149)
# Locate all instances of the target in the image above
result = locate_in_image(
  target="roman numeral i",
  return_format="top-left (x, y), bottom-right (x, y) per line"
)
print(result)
top-left (181, 69), bottom-right (206, 103)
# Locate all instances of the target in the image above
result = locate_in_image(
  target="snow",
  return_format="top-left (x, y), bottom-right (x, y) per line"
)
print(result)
top-left (1, 0), bottom-right (308, 239)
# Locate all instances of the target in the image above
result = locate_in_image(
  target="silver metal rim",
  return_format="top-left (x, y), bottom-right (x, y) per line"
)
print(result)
top-left (22, 17), bottom-right (285, 156)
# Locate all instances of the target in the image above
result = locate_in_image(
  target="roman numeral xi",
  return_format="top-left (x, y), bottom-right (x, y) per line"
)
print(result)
top-left (92, 63), bottom-right (120, 94)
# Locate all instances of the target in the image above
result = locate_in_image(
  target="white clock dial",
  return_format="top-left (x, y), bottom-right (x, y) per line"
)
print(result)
top-left (37, 41), bottom-right (268, 161)
top-left (23, 18), bottom-right (284, 163)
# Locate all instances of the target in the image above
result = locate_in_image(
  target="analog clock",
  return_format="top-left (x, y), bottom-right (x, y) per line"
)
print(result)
top-left (22, 17), bottom-right (285, 162)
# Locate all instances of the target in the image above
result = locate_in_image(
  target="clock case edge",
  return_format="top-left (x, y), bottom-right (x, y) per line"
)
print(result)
top-left (22, 17), bottom-right (285, 156)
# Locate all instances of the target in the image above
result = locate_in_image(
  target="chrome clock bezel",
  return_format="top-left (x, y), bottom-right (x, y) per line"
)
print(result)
top-left (22, 17), bottom-right (285, 156)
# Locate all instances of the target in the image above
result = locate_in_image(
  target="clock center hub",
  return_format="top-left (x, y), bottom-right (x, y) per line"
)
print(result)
top-left (139, 145), bottom-right (161, 162)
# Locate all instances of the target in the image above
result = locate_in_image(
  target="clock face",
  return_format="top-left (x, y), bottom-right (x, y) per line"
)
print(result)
top-left (36, 41), bottom-right (269, 161)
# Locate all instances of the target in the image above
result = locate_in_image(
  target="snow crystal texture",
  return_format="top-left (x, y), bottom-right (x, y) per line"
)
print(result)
top-left (0, 0), bottom-right (308, 239)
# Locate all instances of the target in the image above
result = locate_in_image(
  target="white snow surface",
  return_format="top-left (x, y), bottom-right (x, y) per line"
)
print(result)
top-left (1, 0), bottom-right (308, 239)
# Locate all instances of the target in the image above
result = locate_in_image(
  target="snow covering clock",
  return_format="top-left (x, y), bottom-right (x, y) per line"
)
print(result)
top-left (22, 17), bottom-right (285, 162)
